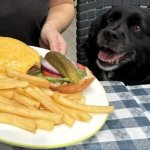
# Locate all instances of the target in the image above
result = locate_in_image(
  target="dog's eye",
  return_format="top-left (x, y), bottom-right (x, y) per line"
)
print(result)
top-left (133, 25), bottom-right (141, 32)
top-left (107, 17), bottom-right (113, 23)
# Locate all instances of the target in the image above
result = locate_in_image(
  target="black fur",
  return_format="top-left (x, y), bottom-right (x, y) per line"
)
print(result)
top-left (79, 6), bottom-right (150, 85)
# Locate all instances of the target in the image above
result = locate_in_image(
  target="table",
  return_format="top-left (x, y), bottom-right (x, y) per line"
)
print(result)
top-left (0, 81), bottom-right (150, 150)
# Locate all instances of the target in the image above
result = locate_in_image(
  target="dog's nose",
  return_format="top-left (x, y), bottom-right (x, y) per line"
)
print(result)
top-left (103, 30), bottom-right (117, 40)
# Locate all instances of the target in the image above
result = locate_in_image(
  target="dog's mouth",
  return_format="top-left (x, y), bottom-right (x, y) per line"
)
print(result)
top-left (96, 47), bottom-right (135, 71)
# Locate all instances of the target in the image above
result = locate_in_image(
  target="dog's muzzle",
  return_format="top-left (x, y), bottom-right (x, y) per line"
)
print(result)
top-left (96, 47), bottom-right (135, 71)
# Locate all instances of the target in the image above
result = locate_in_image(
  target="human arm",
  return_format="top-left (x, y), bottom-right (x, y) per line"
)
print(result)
top-left (39, 0), bottom-right (75, 55)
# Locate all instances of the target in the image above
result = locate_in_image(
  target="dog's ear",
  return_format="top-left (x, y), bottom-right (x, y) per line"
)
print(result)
top-left (77, 16), bottom-right (104, 66)
top-left (77, 10), bottom-right (111, 66)
top-left (87, 9), bottom-right (112, 41)
top-left (88, 14), bottom-right (106, 41)
top-left (88, 18), bottom-right (102, 39)
top-left (81, 14), bottom-right (105, 47)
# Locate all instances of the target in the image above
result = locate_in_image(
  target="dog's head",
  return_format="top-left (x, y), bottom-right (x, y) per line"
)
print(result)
top-left (89, 6), bottom-right (150, 71)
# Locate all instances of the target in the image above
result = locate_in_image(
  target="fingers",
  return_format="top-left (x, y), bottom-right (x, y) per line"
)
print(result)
top-left (40, 23), bottom-right (67, 55)
top-left (40, 35), bottom-right (67, 55)
top-left (40, 36), bottom-right (67, 55)
top-left (39, 39), bottom-right (49, 50)
top-left (49, 35), bottom-right (67, 55)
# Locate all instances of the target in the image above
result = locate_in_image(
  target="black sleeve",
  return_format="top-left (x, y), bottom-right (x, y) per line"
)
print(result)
top-left (0, 0), bottom-right (48, 46)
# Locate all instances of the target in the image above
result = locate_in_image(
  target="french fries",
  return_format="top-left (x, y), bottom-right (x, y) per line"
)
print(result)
top-left (26, 87), bottom-right (75, 126)
top-left (0, 79), bottom-right (29, 89)
top-left (0, 89), bottom-right (14, 98)
top-left (55, 103), bottom-right (92, 122)
top-left (0, 102), bottom-right (62, 123)
top-left (35, 119), bottom-right (54, 131)
top-left (0, 95), bottom-right (24, 107)
top-left (6, 69), bottom-right (50, 88)
top-left (0, 112), bottom-right (37, 132)
top-left (25, 87), bottom-right (62, 113)
top-left (0, 69), bottom-right (114, 133)
top-left (13, 92), bottom-right (40, 109)
top-left (53, 93), bottom-right (114, 113)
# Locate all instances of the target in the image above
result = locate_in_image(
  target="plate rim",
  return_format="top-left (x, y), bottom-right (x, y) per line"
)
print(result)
top-left (0, 114), bottom-right (108, 149)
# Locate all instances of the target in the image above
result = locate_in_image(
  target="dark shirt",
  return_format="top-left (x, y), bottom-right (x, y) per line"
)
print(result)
top-left (0, 0), bottom-right (48, 46)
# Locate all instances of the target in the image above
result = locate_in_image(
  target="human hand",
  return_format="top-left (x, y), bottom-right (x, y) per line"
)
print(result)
top-left (39, 22), bottom-right (67, 55)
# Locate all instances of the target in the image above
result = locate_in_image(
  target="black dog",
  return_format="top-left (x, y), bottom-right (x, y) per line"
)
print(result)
top-left (79, 6), bottom-right (150, 85)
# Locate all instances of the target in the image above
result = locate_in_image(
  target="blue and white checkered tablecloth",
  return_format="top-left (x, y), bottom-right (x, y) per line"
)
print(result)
top-left (0, 81), bottom-right (150, 150)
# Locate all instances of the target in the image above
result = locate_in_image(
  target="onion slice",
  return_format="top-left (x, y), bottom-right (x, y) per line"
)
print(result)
top-left (41, 59), bottom-right (62, 76)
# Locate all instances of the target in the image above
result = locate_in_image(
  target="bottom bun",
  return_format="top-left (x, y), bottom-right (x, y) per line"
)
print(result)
top-left (49, 77), bottom-right (95, 93)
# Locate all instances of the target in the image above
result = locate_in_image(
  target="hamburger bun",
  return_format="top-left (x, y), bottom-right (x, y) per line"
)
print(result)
top-left (0, 37), bottom-right (40, 74)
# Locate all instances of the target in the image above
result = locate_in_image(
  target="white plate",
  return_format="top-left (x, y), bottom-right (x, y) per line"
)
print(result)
top-left (0, 47), bottom-right (109, 149)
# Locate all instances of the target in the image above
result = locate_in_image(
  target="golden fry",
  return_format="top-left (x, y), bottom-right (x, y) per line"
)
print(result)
top-left (35, 119), bottom-right (54, 131)
top-left (56, 92), bottom-right (86, 104)
top-left (62, 113), bottom-right (75, 126)
top-left (40, 87), bottom-right (53, 96)
top-left (16, 87), bottom-right (25, 94)
top-left (0, 80), bottom-right (29, 89)
top-left (55, 103), bottom-right (92, 122)
top-left (25, 87), bottom-right (63, 113)
top-left (53, 93), bottom-right (114, 113)
top-left (0, 75), bottom-right (9, 79)
top-left (0, 112), bottom-right (37, 132)
top-left (0, 102), bottom-right (62, 124)
top-left (16, 87), bottom-right (33, 98)
top-left (59, 92), bottom-right (83, 100)
top-left (13, 92), bottom-right (40, 108)
top-left (0, 89), bottom-right (14, 98)
top-left (6, 69), bottom-right (50, 88)
top-left (73, 95), bottom-right (86, 104)
top-left (27, 87), bottom-right (75, 126)
top-left (0, 95), bottom-right (23, 107)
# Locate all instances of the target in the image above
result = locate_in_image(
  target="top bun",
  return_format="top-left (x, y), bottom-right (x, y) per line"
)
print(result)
top-left (0, 37), bottom-right (40, 74)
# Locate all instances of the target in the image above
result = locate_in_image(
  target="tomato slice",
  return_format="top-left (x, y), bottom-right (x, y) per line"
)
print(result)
top-left (42, 63), bottom-right (86, 78)
top-left (42, 70), bottom-right (62, 78)
top-left (77, 63), bottom-right (86, 70)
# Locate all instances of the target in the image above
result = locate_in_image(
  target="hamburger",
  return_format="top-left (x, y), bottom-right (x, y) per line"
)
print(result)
top-left (0, 37), bottom-right (40, 74)
top-left (0, 37), bottom-right (95, 93)
top-left (40, 51), bottom-right (95, 93)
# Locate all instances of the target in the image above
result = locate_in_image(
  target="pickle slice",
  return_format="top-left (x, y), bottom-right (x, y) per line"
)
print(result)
top-left (45, 52), bottom-right (80, 83)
